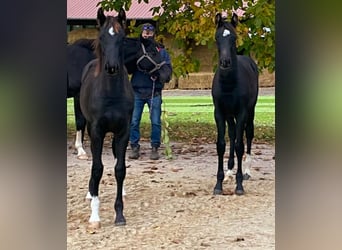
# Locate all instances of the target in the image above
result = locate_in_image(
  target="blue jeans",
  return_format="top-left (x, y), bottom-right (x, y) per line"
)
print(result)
top-left (130, 93), bottom-right (162, 148)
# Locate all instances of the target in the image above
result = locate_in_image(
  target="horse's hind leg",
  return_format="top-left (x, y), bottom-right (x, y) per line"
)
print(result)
top-left (74, 95), bottom-right (87, 159)
top-left (112, 131), bottom-right (129, 226)
top-left (87, 128), bottom-right (105, 231)
top-left (235, 118), bottom-right (245, 195)
top-left (224, 118), bottom-right (236, 181)
top-left (243, 110), bottom-right (255, 180)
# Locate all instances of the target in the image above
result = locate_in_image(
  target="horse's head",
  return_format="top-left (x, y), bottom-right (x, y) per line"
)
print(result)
top-left (215, 13), bottom-right (238, 70)
top-left (95, 8), bottom-right (126, 75)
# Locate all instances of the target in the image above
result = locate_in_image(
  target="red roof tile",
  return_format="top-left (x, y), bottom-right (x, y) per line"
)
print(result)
top-left (67, 0), bottom-right (162, 20)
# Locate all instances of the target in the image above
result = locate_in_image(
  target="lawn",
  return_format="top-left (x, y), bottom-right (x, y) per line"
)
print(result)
top-left (67, 95), bottom-right (274, 143)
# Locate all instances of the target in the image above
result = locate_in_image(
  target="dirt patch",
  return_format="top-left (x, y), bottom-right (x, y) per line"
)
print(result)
top-left (67, 139), bottom-right (275, 249)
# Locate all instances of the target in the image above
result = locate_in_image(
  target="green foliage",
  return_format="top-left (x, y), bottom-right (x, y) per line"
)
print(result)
top-left (239, 0), bottom-right (275, 72)
top-left (99, 0), bottom-right (275, 75)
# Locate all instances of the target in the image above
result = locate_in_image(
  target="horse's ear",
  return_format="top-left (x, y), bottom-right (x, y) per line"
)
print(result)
top-left (118, 8), bottom-right (127, 27)
top-left (215, 13), bottom-right (223, 27)
top-left (231, 13), bottom-right (239, 28)
top-left (97, 7), bottom-right (106, 27)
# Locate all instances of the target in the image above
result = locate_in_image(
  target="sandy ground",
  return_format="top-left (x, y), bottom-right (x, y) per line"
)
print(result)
top-left (67, 140), bottom-right (275, 249)
top-left (67, 87), bottom-right (275, 249)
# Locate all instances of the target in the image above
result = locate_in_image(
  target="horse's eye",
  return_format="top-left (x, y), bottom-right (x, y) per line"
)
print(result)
top-left (108, 27), bottom-right (115, 36)
top-left (223, 29), bottom-right (230, 37)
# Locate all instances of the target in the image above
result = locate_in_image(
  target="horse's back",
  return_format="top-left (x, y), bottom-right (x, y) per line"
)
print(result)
top-left (237, 55), bottom-right (258, 82)
top-left (237, 55), bottom-right (259, 107)
top-left (72, 39), bottom-right (95, 50)
top-left (67, 41), bottom-right (96, 97)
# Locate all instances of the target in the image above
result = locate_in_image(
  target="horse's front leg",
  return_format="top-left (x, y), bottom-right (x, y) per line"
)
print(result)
top-left (235, 116), bottom-right (246, 195)
top-left (112, 131), bottom-right (129, 226)
top-left (87, 129), bottom-right (105, 231)
top-left (213, 110), bottom-right (226, 195)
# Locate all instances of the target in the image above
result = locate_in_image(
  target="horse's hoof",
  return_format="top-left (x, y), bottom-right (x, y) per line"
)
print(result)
top-left (115, 221), bottom-right (126, 226)
top-left (243, 173), bottom-right (251, 180)
top-left (86, 221), bottom-right (101, 234)
top-left (115, 219), bottom-right (126, 226)
top-left (77, 154), bottom-right (88, 160)
top-left (235, 188), bottom-right (245, 196)
top-left (213, 189), bottom-right (223, 195)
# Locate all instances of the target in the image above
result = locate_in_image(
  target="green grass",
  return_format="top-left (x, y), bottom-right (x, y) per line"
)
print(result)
top-left (67, 95), bottom-right (274, 144)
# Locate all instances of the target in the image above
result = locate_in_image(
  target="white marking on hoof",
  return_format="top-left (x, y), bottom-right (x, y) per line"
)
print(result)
top-left (89, 196), bottom-right (100, 223)
top-left (86, 191), bottom-right (92, 199)
top-left (75, 131), bottom-right (87, 159)
top-left (77, 152), bottom-right (88, 160)
top-left (243, 154), bottom-right (252, 177)
top-left (224, 169), bottom-right (234, 182)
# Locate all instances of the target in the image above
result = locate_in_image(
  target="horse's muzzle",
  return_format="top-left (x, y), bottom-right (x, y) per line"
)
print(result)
top-left (219, 58), bottom-right (232, 70)
top-left (105, 63), bottom-right (119, 75)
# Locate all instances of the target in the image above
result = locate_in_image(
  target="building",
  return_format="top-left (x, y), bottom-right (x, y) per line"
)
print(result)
top-left (67, 0), bottom-right (161, 30)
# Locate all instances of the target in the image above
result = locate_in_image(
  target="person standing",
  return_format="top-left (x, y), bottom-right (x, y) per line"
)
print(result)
top-left (129, 23), bottom-right (172, 160)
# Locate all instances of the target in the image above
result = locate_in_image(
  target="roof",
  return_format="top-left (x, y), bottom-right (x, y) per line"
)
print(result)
top-left (67, 0), bottom-right (162, 20)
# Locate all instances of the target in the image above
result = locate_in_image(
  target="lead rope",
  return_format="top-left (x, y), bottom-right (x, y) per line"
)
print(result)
top-left (149, 76), bottom-right (157, 118)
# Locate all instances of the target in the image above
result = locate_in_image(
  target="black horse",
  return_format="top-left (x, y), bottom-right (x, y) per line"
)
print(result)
top-left (124, 37), bottom-right (172, 83)
top-left (67, 38), bottom-right (95, 159)
top-left (67, 8), bottom-right (171, 160)
top-left (212, 13), bottom-right (259, 195)
top-left (80, 9), bottom-right (133, 227)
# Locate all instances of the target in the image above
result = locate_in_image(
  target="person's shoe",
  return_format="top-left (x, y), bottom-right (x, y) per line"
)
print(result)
top-left (129, 146), bottom-right (140, 159)
top-left (150, 147), bottom-right (159, 160)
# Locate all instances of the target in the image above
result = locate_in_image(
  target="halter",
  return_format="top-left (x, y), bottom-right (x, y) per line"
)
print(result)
top-left (136, 43), bottom-right (166, 74)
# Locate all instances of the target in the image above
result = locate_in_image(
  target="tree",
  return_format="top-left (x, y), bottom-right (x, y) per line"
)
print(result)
top-left (98, 0), bottom-right (275, 77)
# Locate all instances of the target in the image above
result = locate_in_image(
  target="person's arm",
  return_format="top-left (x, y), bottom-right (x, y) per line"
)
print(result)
top-left (158, 49), bottom-right (172, 83)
